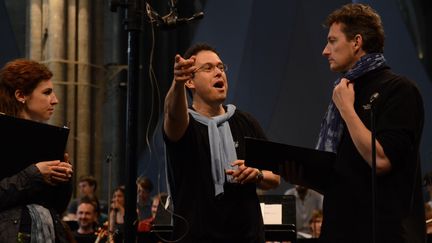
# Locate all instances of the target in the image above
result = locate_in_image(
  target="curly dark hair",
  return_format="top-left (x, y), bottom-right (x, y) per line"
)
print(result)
top-left (324, 3), bottom-right (385, 53)
top-left (0, 59), bottom-right (53, 117)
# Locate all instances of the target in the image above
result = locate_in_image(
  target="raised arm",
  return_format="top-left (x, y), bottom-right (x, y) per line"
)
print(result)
top-left (163, 54), bottom-right (196, 142)
top-left (333, 78), bottom-right (391, 174)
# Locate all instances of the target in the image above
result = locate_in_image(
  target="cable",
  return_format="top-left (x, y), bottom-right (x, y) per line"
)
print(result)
top-left (144, 14), bottom-right (189, 243)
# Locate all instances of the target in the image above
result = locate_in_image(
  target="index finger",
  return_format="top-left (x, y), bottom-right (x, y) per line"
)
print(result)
top-left (175, 54), bottom-right (195, 64)
top-left (175, 54), bottom-right (181, 62)
top-left (231, 160), bottom-right (245, 167)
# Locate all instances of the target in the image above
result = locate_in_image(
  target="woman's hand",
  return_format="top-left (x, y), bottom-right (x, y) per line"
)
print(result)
top-left (35, 153), bottom-right (73, 185)
top-left (110, 199), bottom-right (125, 214)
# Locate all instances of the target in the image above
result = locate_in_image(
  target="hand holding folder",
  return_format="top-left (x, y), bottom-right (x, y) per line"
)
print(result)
top-left (0, 114), bottom-right (70, 180)
top-left (244, 137), bottom-right (336, 193)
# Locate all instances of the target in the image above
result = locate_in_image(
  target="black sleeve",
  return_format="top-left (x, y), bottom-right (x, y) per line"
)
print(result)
top-left (375, 80), bottom-right (424, 168)
top-left (0, 164), bottom-right (73, 214)
top-left (0, 165), bottom-right (45, 210)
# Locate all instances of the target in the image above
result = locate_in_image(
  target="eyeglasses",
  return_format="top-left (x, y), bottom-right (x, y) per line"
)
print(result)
top-left (194, 63), bottom-right (228, 73)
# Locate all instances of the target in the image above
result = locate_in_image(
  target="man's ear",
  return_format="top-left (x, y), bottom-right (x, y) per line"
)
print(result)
top-left (185, 79), bottom-right (194, 89)
top-left (14, 90), bottom-right (26, 104)
top-left (353, 34), bottom-right (363, 51)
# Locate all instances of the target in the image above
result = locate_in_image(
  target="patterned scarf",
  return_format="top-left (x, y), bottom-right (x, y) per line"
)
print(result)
top-left (188, 104), bottom-right (237, 196)
top-left (27, 204), bottom-right (55, 243)
top-left (316, 53), bottom-right (386, 152)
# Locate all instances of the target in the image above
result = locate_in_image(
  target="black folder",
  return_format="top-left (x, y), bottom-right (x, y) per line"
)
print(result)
top-left (245, 137), bottom-right (336, 193)
top-left (0, 113), bottom-right (70, 180)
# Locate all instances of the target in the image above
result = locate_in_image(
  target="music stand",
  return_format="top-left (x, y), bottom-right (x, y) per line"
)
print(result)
top-left (259, 194), bottom-right (296, 242)
top-left (140, 195), bottom-right (173, 243)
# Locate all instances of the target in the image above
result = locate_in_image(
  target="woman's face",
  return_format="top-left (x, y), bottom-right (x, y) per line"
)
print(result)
top-left (112, 189), bottom-right (125, 206)
top-left (18, 79), bottom-right (58, 122)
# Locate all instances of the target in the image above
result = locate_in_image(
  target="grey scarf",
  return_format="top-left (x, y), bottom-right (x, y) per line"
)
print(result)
top-left (26, 204), bottom-right (55, 243)
top-left (188, 104), bottom-right (237, 196)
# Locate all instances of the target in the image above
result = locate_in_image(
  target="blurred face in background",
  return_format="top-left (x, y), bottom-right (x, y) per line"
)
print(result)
top-left (111, 188), bottom-right (125, 210)
top-left (151, 197), bottom-right (161, 217)
top-left (79, 181), bottom-right (95, 197)
top-left (310, 216), bottom-right (323, 238)
top-left (137, 184), bottom-right (151, 204)
top-left (76, 203), bottom-right (97, 232)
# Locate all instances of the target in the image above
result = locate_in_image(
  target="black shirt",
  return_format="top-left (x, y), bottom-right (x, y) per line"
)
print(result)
top-left (73, 231), bottom-right (97, 243)
top-left (319, 66), bottom-right (426, 243)
top-left (164, 108), bottom-right (267, 243)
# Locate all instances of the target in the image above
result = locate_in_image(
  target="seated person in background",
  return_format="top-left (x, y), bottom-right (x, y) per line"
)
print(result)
top-left (136, 176), bottom-right (154, 220)
top-left (64, 175), bottom-right (99, 221)
top-left (74, 196), bottom-right (98, 243)
top-left (110, 185), bottom-right (125, 242)
top-left (138, 192), bottom-right (168, 232)
top-left (95, 185), bottom-right (125, 243)
top-left (285, 185), bottom-right (323, 238)
top-left (309, 209), bottom-right (323, 238)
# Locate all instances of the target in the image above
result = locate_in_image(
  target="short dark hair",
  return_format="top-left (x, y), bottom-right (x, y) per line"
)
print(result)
top-left (183, 43), bottom-right (219, 59)
top-left (78, 195), bottom-right (99, 215)
top-left (324, 3), bottom-right (385, 53)
top-left (114, 185), bottom-right (125, 195)
top-left (0, 59), bottom-right (53, 117)
top-left (136, 176), bottom-right (153, 192)
top-left (79, 175), bottom-right (98, 191)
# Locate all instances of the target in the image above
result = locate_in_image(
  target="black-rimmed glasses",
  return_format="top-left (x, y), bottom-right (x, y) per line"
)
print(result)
top-left (194, 63), bottom-right (228, 73)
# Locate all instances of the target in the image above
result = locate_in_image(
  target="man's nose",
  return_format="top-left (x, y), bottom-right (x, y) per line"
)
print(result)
top-left (322, 44), bottom-right (330, 56)
top-left (214, 67), bottom-right (222, 74)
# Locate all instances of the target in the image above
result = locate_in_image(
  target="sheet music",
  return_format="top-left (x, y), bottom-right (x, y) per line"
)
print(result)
top-left (260, 203), bottom-right (282, 225)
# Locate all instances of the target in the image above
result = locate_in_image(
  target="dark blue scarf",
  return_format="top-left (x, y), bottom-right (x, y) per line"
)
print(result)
top-left (316, 53), bottom-right (386, 152)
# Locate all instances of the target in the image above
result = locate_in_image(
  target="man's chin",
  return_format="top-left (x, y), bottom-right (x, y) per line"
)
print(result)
top-left (329, 65), bottom-right (341, 72)
top-left (216, 97), bottom-right (226, 104)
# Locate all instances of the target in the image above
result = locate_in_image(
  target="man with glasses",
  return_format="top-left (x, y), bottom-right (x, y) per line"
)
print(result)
top-left (163, 43), bottom-right (280, 242)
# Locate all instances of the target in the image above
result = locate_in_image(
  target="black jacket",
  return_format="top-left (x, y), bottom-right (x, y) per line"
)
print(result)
top-left (0, 165), bottom-right (72, 242)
